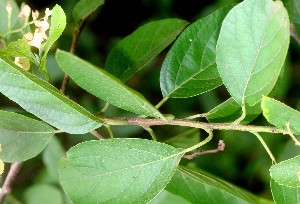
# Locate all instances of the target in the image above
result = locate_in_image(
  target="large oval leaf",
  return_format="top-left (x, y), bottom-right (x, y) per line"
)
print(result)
top-left (56, 50), bottom-right (163, 118)
top-left (0, 110), bottom-right (54, 162)
top-left (262, 96), bottom-right (300, 135)
top-left (270, 156), bottom-right (300, 188)
top-left (166, 166), bottom-right (265, 204)
top-left (105, 18), bottom-right (188, 82)
top-left (0, 57), bottom-right (102, 134)
top-left (58, 139), bottom-right (184, 204)
top-left (160, 6), bottom-right (233, 98)
top-left (216, 0), bottom-right (290, 106)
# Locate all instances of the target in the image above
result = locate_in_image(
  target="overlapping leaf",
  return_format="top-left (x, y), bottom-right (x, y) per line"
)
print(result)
top-left (160, 6), bottom-right (233, 98)
top-left (216, 0), bottom-right (290, 106)
top-left (105, 19), bottom-right (188, 82)
top-left (72, 0), bottom-right (104, 25)
top-left (0, 110), bottom-right (54, 162)
top-left (166, 166), bottom-right (264, 204)
top-left (56, 50), bottom-right (163, 118)
top-left (262, 96), bottom-right (300, 135)
top-left (0, 0), bottom-right (20, 35)
top-left (270, 179), bottom-right (300, 204)
top-left (270, 156), bottom-right (300, 187)
top-left (58, 139), bottom-right (184, 204)
top-left (207, 97), bottom-right (261, 124)
top-left (0, 57), bottom-right (102, 134)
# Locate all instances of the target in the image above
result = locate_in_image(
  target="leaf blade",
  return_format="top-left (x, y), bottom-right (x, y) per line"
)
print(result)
top-left (105, 18), bottom-right (188, 82)
top-left (0, 110), bottom-right (54, 162)
top-left (270, 179), bottom-right (300, 204)
top-left (56, 50), bottom-right (163, 118)
top-left (58, 139), bottom-right (184, 204)
top-left (261, 96), bottom-right (300, 135)
top-left (160, 6), bottom-right (233, 98)
top-left (216, 0), bottom-right (290, 106)
top-left (72, 0), bottom-right (104, 25)
top-left (0, 57), bottom-right (102, 134)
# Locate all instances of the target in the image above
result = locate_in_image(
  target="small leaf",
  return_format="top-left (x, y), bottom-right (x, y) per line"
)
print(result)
top-left (58, 139), bottom-right (184, 204)
top-left (56, 50), bottom-right (163, 118)
top-left (0, 110), bottom-right (54, 162)
top-left (40, 4), bottom-right (66, 76)
top-left (106, 18), bottom-right (188, 82)
top-left (72, 0), bottom-right (104, 25)
top-left (166, 166), bottom-right (264, 204)
top-left (216, 0), bottom-right (290, 106)
top-left (160, 6), bottom-right (233, 98)
top-left (262, 96), bottom-right (300, 135)
top-left (1, 39), bottom-right (32, 58)
top-left (0, 57), bottom-right (102, 134)
top-left (270, 179), bottom-right (300, 204)
top-left (270, 156), bottom-right (300, 187)
top-left (206, 97), bottom-right (261, 124)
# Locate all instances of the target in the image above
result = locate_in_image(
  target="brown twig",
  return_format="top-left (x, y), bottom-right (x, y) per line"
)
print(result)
top-left (90, 130), bottom-right (104, 140)
top-left (60, 12), bottom-right (95, 95)
top-left (183, 140), bottom-right (225, 160)
top-left (0, 162), bottom-right (23, 204)
top-left (291, 23), bottom-right (300, 45)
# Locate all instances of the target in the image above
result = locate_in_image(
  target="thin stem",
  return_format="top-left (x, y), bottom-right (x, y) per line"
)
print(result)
top-left (143, 127), bottom-right (157, 141)
top-left (101, 116), bottom-right (289, 135)
top-left (252, 132), bottom-right (276, 164)
top-left (184, 113), bottom-right (207, 120)
top-left (60, 12), bottom-right (94, 94)
top-left (183, 140), bottom-right (225, 160)
top-left (98, 102), bottom-right (110, 114)
top-left (291, 23), bottom-right (300, 45)
top-left (286, 122), bottom-right (300, 146)
top-left (90, 130), bottom-right (104, 140)
top-left (0, 162), bottom-right (23, 204)
top-left (155, 97), bottom-right (169, 109)
top-left (182, 129), bottom-right (214, 154)
top-left (104, 125), bottom-right (114, 139)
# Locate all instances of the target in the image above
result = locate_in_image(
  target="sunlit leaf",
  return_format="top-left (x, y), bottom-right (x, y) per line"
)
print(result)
top-left (0, 110), bottom-right (54, 162)
top-left (56, 50), bottom-right (163, 118)
top-left (58, 139), bottom-right (184, 204)
top-left (166, 166), bottom-right (266, 204)
top-left (216, 0), bottom-right (290, 106)
top-left (73, 0), bottom-right (104, 25)
top-left (0, 57), bottom-right (102, 134)
top-left (262, 96), bottom-right (300, 135)
top-left (40, 4), bottom-right (66, 77)
top-left (270, 156), bottom-right (300, 187)
top-left (270, 179), bottom-right (299, 204)
top-left (160, 6), bottom-right (233, 98)
top-left (0, 39), bottom-right (32, 58)
top-left (106, 18), bottom-right (188, 82)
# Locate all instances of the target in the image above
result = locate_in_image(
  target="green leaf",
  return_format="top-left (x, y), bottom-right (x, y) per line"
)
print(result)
top-left (42, 137), bottom-right (65, 183)
top-left (294, 0), bottom-right (300, 23)
top-left (58, 139), bottom-right (184, 204)
top-left (160, 6), bottom-right (233, 98)
top-left (40, 4), bottom-right (66, 77)
top-left (0, 39), bottom-right (32, 58)
top-left (216, 0), bottom-right (290, 106)
top-left (163, 129), bottom-right (199, 149)
top-left (166, 166), bottom-right (263, 204)
top-left (24, 184), bottom-right (64, 204)
top-left (56, 50), bottom-right (163, 118)
top-left (149, 190), bottom-right (191, 204)
top-left (72, 0), bottom-right (104, 25)
top-left (206, 97), bottom-right (261, 124)
top-left (270, 156), bottom-right (300, 187)
top-left (270, 179), bottom-right (300, 204)
top-left (0, 110), bottom-right (54, 162)
top-left (261, 96), bottom-right (300, 135)
top-left (106, 19), bottom-right (188, 82)
top-left (0, 57), bottom-right (102, 134)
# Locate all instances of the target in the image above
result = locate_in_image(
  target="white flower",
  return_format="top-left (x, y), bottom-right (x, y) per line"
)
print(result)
top-left (5, 1), bottom-right (12, 14)
top-left (19, 5), bottom-right (31, 19)
top-left (32, 10), bottom-right (39, 21)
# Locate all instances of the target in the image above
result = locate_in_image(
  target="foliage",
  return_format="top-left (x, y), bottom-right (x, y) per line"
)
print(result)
top-left (0, 0), bottom-right (300, 203)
